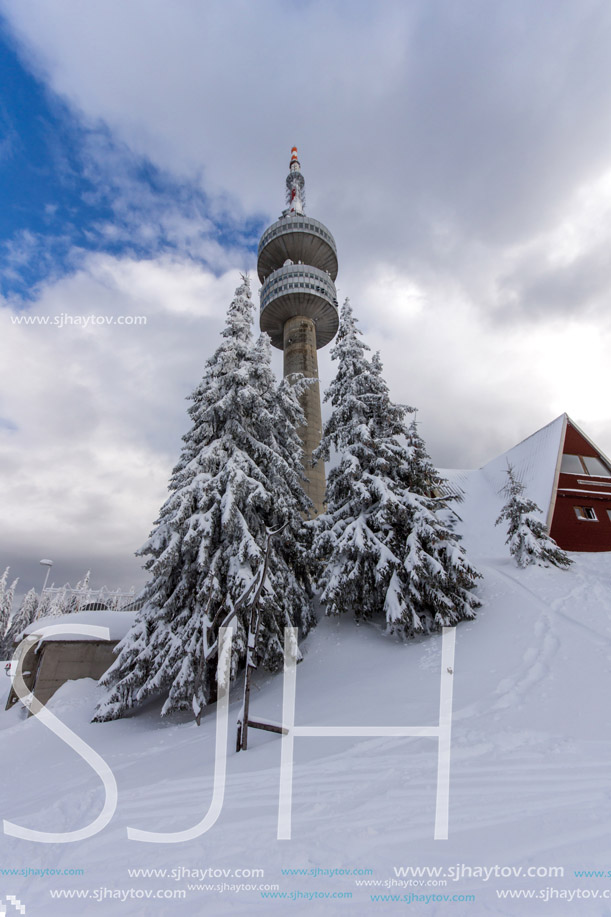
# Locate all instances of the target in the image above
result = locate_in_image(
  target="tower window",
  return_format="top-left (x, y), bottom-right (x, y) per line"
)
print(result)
top-left (574, 506), bottom-right (597, 521)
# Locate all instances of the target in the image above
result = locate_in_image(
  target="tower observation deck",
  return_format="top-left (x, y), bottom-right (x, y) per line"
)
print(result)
top-left (258, 148), bottom-right (339, 515)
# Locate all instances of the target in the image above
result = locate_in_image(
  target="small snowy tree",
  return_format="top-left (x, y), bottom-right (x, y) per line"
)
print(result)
top-left (313, 299), bottom-right (480, 638)
top-left (94, 276), bottom-right (314, 722)
top-left (5, 588), bottom-right (39, 650)
top-left (496, 464), bottom-right (572, 569)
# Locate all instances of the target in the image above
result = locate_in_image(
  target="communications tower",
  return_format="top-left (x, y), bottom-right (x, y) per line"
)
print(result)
top-left (258, 148), bottom-right (339, 515)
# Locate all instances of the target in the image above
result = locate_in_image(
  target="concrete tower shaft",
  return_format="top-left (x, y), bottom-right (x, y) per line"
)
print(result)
top-left (258, 149), bottom-right (339, 516)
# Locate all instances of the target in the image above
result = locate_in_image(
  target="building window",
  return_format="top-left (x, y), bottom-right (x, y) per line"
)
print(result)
top-left (582, 456), bottom-right (611, 476)
top-left (561, 454), bottom-right (584, 474)
top-left (561, 453), bottom-right (611, 476)
top-left (574, 506), bottom-right (598, 521)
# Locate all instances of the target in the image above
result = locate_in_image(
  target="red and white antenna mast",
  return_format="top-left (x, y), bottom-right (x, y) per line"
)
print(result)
top-left (285, 146), bottom-right (305, 215)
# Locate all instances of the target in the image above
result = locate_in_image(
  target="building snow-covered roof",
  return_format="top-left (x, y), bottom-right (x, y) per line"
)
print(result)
top-left (480, 414), bottom-right (566, 525)
top-left (23, 609), bottom-right (137, 643)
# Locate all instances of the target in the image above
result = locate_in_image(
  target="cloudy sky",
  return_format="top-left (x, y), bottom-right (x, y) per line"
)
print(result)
top-left (1, 0), bottom-right (611, 593)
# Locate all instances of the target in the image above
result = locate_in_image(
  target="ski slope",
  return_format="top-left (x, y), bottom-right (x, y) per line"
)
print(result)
top-left (2, 481), bottom-right (611, 916)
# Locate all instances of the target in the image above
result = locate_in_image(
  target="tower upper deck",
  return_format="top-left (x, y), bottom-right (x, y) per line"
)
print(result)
top-left (257, 215), bottom-right (338, 283)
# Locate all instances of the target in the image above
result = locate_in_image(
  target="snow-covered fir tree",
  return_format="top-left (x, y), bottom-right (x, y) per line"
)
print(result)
top-left (5, 588), bottom-right (39, 651)
top-left (496, 464), bottom-right (572, 569)
top-left (94, 276), bottom-right (314, 721)
top-left (313, 299), bottom-right (481, 638)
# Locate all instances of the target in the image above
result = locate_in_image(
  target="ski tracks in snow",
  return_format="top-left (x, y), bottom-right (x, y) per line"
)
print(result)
top-left (485, 565), bottom-right (560, 712)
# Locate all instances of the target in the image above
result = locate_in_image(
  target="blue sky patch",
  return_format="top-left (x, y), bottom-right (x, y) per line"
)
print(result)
top-left (0, 23), bottom-right (262, 301)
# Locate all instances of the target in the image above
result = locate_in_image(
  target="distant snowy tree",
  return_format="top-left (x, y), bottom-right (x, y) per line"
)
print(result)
top-left (35, 589), bottom-right (53, 620)
top-left (5, 588), bottom-right (39, 650)
top-left (94, 276), bottom-right (314, 722)
top-left (313, 299), bottom-right (480, 638)
top-left (0, 567), bottom-right (10, 644)
top-left (67, 571), bottom-right (91, 613)
top-left (496, 464), bottom-right (572, 569)
top-left (0, 568), bottom-right (19, 658)
top-left (47, 588), bottom-right (69, 617)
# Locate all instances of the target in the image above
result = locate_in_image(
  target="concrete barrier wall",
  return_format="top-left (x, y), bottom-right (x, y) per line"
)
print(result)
top-left (5, 640), bottom-right (118, 712)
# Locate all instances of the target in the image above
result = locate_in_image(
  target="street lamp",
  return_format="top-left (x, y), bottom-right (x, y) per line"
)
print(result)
top-left (40, 559), bottom-right (53, 591)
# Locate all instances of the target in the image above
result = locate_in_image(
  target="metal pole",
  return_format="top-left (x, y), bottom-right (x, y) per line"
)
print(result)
top-left (40, 560), bottom-right (53, 592)
top-left (236, 523), bottom-right (286, 752)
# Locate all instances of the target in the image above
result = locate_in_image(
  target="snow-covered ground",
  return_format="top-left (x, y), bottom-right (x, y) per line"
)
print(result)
top-left (2, 482), bottom-right (611, 916)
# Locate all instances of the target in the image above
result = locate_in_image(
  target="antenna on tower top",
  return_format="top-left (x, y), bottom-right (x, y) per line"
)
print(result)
top-left (285, 146), bottom-right (305, 214)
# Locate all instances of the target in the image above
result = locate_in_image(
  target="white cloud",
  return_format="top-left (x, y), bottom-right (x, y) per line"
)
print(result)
top-left (333, 269), bottom-right (611, 470)
top-left (0, 254), bottom-right (242, 589)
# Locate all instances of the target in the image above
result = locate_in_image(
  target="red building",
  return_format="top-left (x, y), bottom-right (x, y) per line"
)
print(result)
top-left (480, 414), bottom-right (611, 553)
top-left (549, 417), bottom-right (611, 551)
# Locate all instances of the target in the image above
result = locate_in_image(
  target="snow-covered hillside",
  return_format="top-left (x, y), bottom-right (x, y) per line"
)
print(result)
top-left (2, 479), bottom-right (611, 916)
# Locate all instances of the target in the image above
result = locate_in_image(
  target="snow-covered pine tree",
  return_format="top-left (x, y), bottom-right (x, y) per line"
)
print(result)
top-left (5, 588), bottom-right (39, 651)
top-left (313, 299), bottom-right (480, 638)
top-left (94, 276), bottom-right (314, 722)
top-left (496, 463), bottom-right (572, 568)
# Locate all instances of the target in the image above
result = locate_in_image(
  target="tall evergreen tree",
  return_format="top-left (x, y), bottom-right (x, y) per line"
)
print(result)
top-left (94, 277), bottom-right (314, 721)
top-left (313, 299), bottom-right (480, 638)
top-left (496, 464), bottom-right (572, 569)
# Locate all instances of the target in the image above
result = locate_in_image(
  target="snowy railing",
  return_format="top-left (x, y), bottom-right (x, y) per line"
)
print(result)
top-left (260, 264), bottom-right (338, 313)
top-left (39, 585), bottom-right (139, 613)
top-left (258, 215), bottom-right (337, 258)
